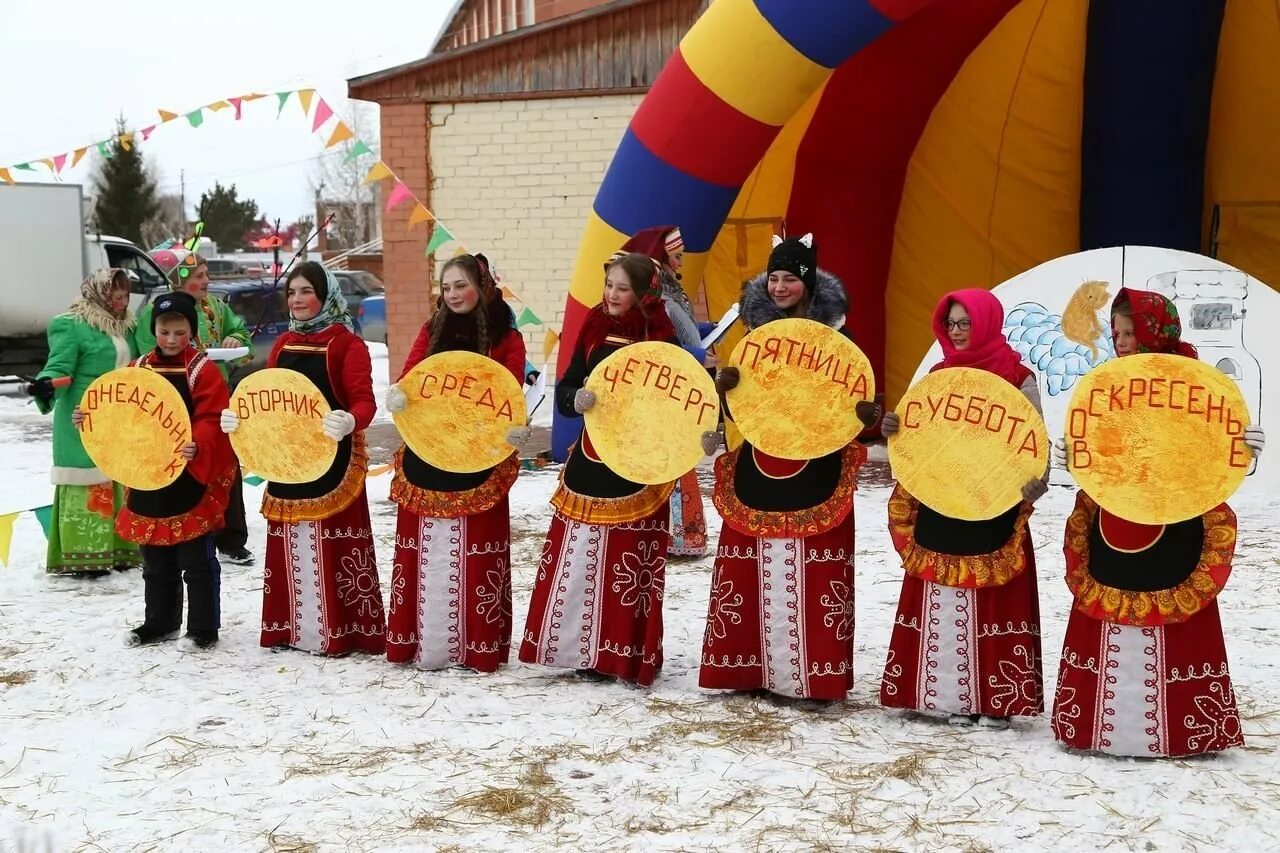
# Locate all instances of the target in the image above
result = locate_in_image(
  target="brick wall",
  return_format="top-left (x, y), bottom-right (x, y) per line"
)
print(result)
top-left (378, 102), bottom-right (434, 374)
top-left (421, 93), bottom-right (643, 371)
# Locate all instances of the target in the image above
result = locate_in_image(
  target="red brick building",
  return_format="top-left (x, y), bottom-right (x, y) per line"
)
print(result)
top-left (348, 0), bottom-right (704, 372)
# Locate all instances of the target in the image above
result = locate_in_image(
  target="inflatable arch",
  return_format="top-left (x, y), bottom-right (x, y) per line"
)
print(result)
top-left (553, 0), bottom-right (1280, 459)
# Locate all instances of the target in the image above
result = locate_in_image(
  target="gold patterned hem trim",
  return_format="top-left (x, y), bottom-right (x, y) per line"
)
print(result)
top-left (887, 484), bottom-right (1031, 589)
top-left (712, 443), bottom-right (864, 539)
top-left (1064, 492), bottom-right (1236, 627)
top-left (390, 449), bottom-right (519, 518)
top-left (550, 480), bottom-right (675, 525)
top-left (260, 432), bottom-right (368, 523)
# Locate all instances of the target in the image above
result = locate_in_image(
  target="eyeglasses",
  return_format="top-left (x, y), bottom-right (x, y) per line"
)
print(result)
top-left (943, 319), bottom-right (972, 331)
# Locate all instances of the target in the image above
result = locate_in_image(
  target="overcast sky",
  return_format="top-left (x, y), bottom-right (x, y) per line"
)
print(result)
top-left (1, 0), bottom-right (453, 228)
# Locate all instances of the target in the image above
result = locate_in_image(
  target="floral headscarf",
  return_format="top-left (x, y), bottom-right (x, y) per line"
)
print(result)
top-left (288, 264), bottom-right (353, 334)
top-left (69, 268), bottom-right (134, 337)
top-left (1113, 287), bottom-right (1197, 358)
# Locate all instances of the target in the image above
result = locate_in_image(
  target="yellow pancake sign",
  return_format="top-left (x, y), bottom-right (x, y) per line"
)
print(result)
top-left (1064, 353), bottom-right (1252, 524)
top-left (79, 366), bottom-right (191, 491)
top-left (395, 351), bottom-right (527, 474)
top-left (229, 368), bottom-right (335, 484)
top-left (889, 367), bottom-right (1048, 521)
top-left (583, 341), bottom-right (720, 484)
top-left (725, 318), bottom-right (874, 460)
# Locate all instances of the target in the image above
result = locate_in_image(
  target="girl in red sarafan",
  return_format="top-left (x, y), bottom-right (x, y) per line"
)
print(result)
top-left (383, 253), bottom-right (527, 672)
top-left (877, 289), bottom-right (1048, 725)
top-left (698, 235), bottom-right (871, 701)
top-left (108, 291), bottom-right (236, 649)
top-left (1050, 287), bottom-right (1265, 757)
top-left (519, 252), bottom-right (682, 687)
top-left (221, 262), bottom-right (386, 656)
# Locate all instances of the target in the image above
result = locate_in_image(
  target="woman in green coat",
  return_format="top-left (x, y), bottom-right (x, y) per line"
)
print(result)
top-left (24, 269), bottom-right (140, 574)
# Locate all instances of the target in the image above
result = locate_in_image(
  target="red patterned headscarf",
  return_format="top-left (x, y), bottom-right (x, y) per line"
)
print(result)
top-left (930, 288), bottom-right (1030, 387)
top-left (1113, 287), bottom-right (1197, 358)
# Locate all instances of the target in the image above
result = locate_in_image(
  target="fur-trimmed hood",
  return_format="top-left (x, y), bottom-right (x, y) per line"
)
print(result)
top-left (739, 268), bottom-right (847, 331)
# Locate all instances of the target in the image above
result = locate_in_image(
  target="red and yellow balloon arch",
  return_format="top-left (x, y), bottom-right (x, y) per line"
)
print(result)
top-left (553, 0), bottom-right (1280, 458)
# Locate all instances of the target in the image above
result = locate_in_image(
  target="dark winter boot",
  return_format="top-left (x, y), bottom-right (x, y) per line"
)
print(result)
top-left (128, 623), bottom-right (180, 646)
top-left (183, 631), bottom-right (219, 650)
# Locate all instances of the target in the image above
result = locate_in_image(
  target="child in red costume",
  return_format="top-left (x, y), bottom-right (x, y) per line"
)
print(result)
top-left (85, 291), bottom-right (235, 649)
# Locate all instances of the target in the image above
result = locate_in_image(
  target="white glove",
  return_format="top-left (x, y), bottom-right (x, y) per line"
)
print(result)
top-left (219, 409), bottom-right (239, 434)
top-left (1244, 424), bottom-right (1265, 457)
top-left (322, 410), bottom-right (356, 441)
top-left (573, 388), bottom-right (596, 414)
top-left (386, 386), bottom-right (407, 414)
top-left (1051, 437), bottom-right (1068, 469)
top-left (506, 425), bottom-right (532, 448)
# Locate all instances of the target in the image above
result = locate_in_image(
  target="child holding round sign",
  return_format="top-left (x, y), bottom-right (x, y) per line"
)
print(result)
top-left (221, 262), bottom-right (386, 656)
top-left (519, 252), bottom-right (681, 686)
top-left (25, 269), bottom-right (141, 575)
top-left (700, 235), bottom-right (875, 701)
top-left (1048, 287), bottom-right (1265, 757)
top-left (384, 253), bottom-right (528, 672)
top-left (93, 292), bottom-right (236, 649)
top-left (877, 290), bottom-right (1048, 725)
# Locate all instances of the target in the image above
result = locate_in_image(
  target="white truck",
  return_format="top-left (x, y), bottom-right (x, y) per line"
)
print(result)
top-left (0, 182), bottom-right (170, 376)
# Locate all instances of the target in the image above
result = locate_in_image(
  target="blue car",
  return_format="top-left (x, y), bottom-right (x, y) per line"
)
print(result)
top-left (357, 294), bottom-right (386, 344)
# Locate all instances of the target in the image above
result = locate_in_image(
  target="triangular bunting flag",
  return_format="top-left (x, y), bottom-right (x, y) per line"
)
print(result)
top-left (384, 181), bottom-right (414, 212)
top-left (71, 148), bottom-right (87, 168)
top-left (451, 245), bottom-right (469, 258)
top-left (229, 97), bottom-right (244, 120)
top-left (158, 109), bottom-right (179, 123)
top-left (426, 223), bottom-right (455, 254)
top-left (325, 122), bottom-right (354, 149)
top-left (0, 512), bottom-right (15, 567)
top-left (185, 110), bottom-right (204, 128)
top-left (95, 142), bottom-right (111, 158)
top-left (15, 163), bottom-right (35, 171)
top-left (298, 89), bottom-right (315, 116)
top-left (343, 139), bottom-right (373, 162)
top-left (118, 133), bottom-right (134, 151)
top-left (311, 99), bottom-right (334, 133)
top-left (243, 474), bottom-right (265, 487)
top-left (501, 286), bottom-right (517, 300)
top-left (241, 93), bottom-right (266, 102)
top-left (0, 168), bottom-right (12, 185)
top-left (140, 125), bottom-right (157, 141)
top-left (52, 154), bottom-right (67, 174)
top-left (408, 204), bottom-right (432, 228)
top-left (38, 158), bottom-right (56, 172)
top-left (32, 505), bottom-right (53, 538)
top-left (276, 91), bottom-right (292, 117)
top-left (542, 329), bottom-right (560, 364)
top-left (362, 161), bottom-right (392, 185)
top-left (515, 307), bottom-right (542, 329)
top-left (206, 100), bottom-right (230, 112)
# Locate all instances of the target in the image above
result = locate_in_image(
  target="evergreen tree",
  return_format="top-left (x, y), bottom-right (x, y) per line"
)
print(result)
top-left (197, 182), bottom-right (260, 252)
top-left (91, 116), bottom-right (160, 244)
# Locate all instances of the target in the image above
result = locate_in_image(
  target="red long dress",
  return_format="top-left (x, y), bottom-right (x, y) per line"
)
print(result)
top-left (258, 325), bottom-right (386, 655)
top-left (387, 315), bottom-right (526, 672)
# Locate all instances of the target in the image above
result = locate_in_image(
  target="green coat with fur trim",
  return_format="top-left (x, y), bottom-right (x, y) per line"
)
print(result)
top-left (35, 312), bottom-right (139, 484)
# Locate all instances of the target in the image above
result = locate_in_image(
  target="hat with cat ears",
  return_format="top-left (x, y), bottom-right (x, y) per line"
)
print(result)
top-left (767, 233), bottom-right (818, 291)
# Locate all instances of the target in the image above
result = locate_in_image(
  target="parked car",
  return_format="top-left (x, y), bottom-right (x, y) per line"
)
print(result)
top-left (331, 270), bottom-right (385, 330)
top-left (357, 294), bottom-right (386, 344)
top-left (139, 279), bottom-right (289, 389)
top-left (204, 259), bottom-right (245, 279)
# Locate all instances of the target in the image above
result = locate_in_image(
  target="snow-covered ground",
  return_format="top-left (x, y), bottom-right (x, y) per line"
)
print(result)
top-left (2, 348), bottom-right (1279, 851)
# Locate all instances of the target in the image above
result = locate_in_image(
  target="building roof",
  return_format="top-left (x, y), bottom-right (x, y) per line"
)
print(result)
top-left (349, 0), bottom-right (701, 103)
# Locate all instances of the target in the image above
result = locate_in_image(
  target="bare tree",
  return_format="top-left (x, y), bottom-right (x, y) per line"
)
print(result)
top-left (141, 193), bottom-right (188, 248)
top-left (310, 101), bottom-right (381, 251)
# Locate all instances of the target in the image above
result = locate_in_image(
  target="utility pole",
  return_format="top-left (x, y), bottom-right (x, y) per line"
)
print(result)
top-left (180, 169), bottom-right (187, 231)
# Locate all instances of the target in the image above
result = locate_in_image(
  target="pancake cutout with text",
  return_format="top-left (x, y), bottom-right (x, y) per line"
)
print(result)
top-left (229, 368), bottom-right (334, 484)
top-left (726, 319), bottom-right (874, 460)
top-left (889, 367), bottom-right (1048, 521)
top-left (1065, 353), bottom-right (1251, 524)
top-left (79, 366), bottom-right (191, 490)
top-left (583, 342), bottom-right (719, 484)
top-left (395, 351), bottom-right (527, 474)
